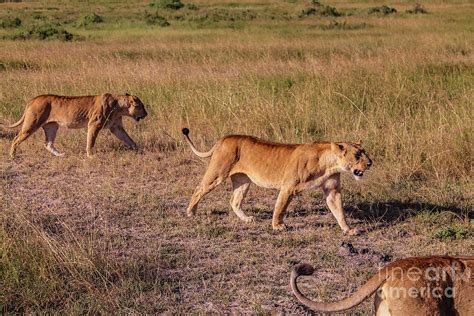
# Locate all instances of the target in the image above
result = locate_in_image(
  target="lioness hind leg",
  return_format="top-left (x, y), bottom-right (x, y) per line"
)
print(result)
top-left (10, 121), bottom-right (40, 158)
top-left (230, 174), bottom-right (254, 223)
top-left (186, 175), bottom-right (225, 216)
top-left (43, 123), bottom-right (63, 157)
top-left (10, 131), bottom-right (32, 158)
top-left (186, 148), bottom-right (236, 216)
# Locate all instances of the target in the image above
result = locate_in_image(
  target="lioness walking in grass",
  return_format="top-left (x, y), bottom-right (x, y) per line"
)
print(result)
top-left (2, 93), bottom-right (147, 158)
top-left (182, 128), bottom-right (372, 235)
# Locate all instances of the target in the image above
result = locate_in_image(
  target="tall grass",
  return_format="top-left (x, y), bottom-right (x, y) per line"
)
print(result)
top-left (1, 28), bottom-right (471, 202)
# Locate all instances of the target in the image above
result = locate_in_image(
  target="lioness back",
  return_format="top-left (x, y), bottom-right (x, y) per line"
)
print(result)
top-left (30, 95), bottom-right (99, 129)
top-left (216, 135), bottom-right (299, 188)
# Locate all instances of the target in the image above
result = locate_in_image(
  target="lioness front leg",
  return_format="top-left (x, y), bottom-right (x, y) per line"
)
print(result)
top-left (323, 186), bottom-right (359, 235)
top-left (110, 121), bottom-right (138, 150)
top-left (272, 189), bottom-right (293, 230)
top-left (86, 122), bottom-right (101, 158)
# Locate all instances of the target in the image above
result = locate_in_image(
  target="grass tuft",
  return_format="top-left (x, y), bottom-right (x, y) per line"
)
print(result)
top-left (368, 5), bottom-right (397, 15)
top-left (0, 16), bottom-right (22, 28)
top-left (431, 226), bottom-right (471, 241)
top-left (149, 0), bottom-right (184, 10)
top-left (76, 13), bottom-right (104, 28)
top-left (144, 11), bottom-right (170, 26)
top-left (407, 4), bottom-right (428, 14)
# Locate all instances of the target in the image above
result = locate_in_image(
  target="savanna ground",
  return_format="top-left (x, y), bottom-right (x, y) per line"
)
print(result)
top-left (0, 0), bottom-right (473, 314)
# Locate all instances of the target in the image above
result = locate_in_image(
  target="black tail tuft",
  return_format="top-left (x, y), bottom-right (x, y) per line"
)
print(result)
top-left (293, 263), bottom-right (315, 276)
top-left (182, 128), bottom-right (190, 136)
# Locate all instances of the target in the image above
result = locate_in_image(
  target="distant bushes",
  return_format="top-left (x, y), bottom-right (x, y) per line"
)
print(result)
top-left (76, 13), bottom-right (104, 27)
top-left (299, 1), bottom-right (342, 18)
top-left (186, 3), bottom-right (198, 10)
top-left (319, 20), bottom-right (369, 30)
top-left (8, 22), bottom-right (74, 41)
top-left (144, 11), bottom-right (170, 26)
top-left (368, 5), bottom-right (397, 15)
top-left (0, 16), bottom-right (22, 28)
top-left (149, 0), bottom-right (184, 10)
top-left (407, 4), bottom-right (428, 14)
top-left (367, 3), bottom-right (428, 16)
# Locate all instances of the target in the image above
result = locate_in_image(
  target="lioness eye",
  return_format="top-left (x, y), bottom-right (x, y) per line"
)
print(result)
top-left (355, 152), bottom-right (361, 160)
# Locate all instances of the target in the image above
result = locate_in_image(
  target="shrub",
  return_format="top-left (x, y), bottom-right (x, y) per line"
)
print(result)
top-left (10, 23), bottom-right (74, 41)
top-left (368, 5), bottom-right (397, 15)
top-left (319, 5), bottom-right (342, 17)
top-left (149, 0), bottom-right (184, 10)
top-left (186, 3), bottom-right (198, 10)
top-left (0, 16), bottom-right (22, 28)
top-left (431, 227), bottom-right (469, 241)
top-left (299, 7), bottom-right (317, 17)
top-left (299, 5), bottom-right (342, 18)
top-left (76, 13), bottom-right (104, 27)
top-left (320, 20), bottom-right (368, 30)
top-left (144, 11), bottom-right (170, 26)
top-left (407, 4), bottom-right (428, 14)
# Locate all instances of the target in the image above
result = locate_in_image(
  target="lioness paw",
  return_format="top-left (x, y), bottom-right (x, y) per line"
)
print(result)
top-left (242, 216), bottom-right (255, 223)
top-left (272, 223), bottom-right (287, 231)
top-left (344, 228), bottom-right (361, 236)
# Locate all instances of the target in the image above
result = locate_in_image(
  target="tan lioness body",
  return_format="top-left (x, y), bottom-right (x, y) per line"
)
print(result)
top-left (3, 93), bottom-right (147, 158)
top-left (291, 256), bottom-right (474, 315)
top-left (182, 128), bottom-right (372, 234)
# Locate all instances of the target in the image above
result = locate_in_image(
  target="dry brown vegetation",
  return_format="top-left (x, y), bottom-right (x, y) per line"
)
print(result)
top-left (1, 0), bottom-right (473, 314)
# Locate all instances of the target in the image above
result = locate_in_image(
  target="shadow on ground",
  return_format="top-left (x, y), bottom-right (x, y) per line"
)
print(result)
top-left (0, 129), bottom-right (16, 140)
top-left (346, 201), bottom-right (472, 222)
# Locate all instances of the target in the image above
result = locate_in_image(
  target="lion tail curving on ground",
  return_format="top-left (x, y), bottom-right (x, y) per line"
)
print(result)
top-left (181, 127), bottom-right (216, 158)
top-left (290, 263), bottom-right (388, 312)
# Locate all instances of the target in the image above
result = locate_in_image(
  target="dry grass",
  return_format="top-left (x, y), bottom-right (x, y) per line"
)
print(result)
top-left (1, 0), bottom-right (473, 314)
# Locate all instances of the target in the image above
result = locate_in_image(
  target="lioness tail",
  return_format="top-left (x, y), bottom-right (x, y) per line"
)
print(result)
top-left (290, 263), bottom-right (389, 312)
top-left (182, 128), bottom-right (215, 158)
top-left (0, 112), bottom-right (25, 129)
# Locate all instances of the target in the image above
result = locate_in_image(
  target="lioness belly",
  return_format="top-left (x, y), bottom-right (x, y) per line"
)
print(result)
top-left (246, 173), bottom-right (280, 189)
top-left (53, 118), bottom-right (88, 129)
top-left (48, 110), bottom-right (89, 129)
top-left (45, 98), bottom-right (93, 129)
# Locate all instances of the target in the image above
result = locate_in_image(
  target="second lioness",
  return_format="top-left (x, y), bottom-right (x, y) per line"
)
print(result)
top-left (5, 93), bottom-right (147, 157)
top-left (182, 128), bottom-right (372, 235)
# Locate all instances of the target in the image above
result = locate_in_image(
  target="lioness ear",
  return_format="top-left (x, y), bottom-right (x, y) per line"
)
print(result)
top-left (125, 92), bottom-right (130, 96)
top-left (354, 140), bottom-right (362, 146)
top-left (331, 142), bottom-right (346, 153)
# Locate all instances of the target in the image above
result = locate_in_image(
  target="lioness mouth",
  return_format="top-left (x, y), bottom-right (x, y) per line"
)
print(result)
top-left (353, 169), bottom-right (364, 177)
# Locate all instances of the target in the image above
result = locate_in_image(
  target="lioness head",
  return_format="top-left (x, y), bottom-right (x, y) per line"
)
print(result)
top-left (332, 142), bottom-right (372, 180)
top-left (125, 94), bottom-right (148, 122)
